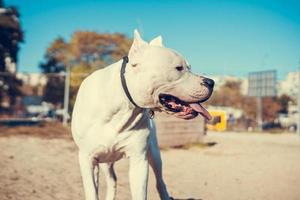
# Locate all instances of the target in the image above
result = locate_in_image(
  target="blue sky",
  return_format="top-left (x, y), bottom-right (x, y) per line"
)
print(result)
top-left (5, 0), bottom-right (300, 79)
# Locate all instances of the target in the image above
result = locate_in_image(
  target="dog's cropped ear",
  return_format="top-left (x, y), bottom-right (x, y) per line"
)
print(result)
top-left (149, 36), bottom-right (163, 47)
top-left (128, 29), bottom-right (148, 66)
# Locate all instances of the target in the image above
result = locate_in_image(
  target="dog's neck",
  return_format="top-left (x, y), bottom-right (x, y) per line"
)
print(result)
top-left (105, 60), bottom-right (149, 133)
top-left (120, 56), bottom-right (141, 108)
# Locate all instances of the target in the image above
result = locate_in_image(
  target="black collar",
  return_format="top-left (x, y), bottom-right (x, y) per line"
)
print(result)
top-left (120, 56), bottom-right (141, 108)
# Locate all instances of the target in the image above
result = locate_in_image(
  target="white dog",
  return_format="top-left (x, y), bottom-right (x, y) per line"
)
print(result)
top-left (71, 30), bottom-right (214, 200)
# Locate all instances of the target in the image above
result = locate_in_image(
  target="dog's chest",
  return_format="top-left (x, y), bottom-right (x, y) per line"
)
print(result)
top-left (92, 147), bottom-right (125, 163)
top-left (91, 128), bottom-right (150, 163)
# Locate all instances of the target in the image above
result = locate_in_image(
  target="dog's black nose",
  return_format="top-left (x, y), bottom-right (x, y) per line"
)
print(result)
top-left (203, 78), bottom-right (214, 88)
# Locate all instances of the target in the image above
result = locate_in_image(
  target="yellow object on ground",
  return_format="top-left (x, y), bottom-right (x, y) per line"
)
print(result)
top-left (206, 110), bottom-right (227, 131)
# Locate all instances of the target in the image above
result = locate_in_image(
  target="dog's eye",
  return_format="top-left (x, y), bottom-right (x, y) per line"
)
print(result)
top-left (175, 66), bottom-right (184, 71)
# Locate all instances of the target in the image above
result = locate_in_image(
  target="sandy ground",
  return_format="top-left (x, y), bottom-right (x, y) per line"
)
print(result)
top-left (1, 128), bottom-right (300, 200)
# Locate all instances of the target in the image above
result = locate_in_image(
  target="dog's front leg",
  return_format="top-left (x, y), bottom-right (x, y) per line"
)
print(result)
top-left (148, 120), bottom-right (171, 200)
top-left (129, 155), bottom-right (149, 200)
top-left (79, 152), bottom-right (99, 200)
top-left (100, 163), bottom-right (117, 200)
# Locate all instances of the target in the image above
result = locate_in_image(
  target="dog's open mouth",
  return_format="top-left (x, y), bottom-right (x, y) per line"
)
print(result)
top-left (159, 94), bottom-right (212, 120)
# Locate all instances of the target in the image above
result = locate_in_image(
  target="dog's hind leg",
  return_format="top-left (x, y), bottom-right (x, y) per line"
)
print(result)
top-left (148, 119), bottom-right (171, 200)
top-left (100, 163), bottom-right (117, 200)
top-left (79, 152), bottom-right (99, 200)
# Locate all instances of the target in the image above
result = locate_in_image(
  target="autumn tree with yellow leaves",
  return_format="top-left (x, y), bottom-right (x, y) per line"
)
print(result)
top-left (40, 31), bottom-right (132, 109)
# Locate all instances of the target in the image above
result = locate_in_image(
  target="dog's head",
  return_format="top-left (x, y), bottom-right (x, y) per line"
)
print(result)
top-left (126, 30), bottom-right (214, 120)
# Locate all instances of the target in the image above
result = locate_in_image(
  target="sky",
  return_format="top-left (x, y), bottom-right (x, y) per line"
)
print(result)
top-left (5, 0), bottom-right (300, 79)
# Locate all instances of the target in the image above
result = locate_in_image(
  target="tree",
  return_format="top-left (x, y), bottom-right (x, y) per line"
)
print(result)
top-left (39, 38), bottom-right (68, 105)
top-left (69, 31), bottom-right (131, 67)
top-left (277, 94), bottom-right (293, 114)
top-left (40, 37), bottom-right (68, 73)
top-left (40, 31), bottom-right (132, 109)
top-left (262, 97), bottom-right (281, 122)
top-left (209, 80), bottom-right (244, 108)
top-left (209, 80), bottom-right (257, 119)
top-left (209, 80), bottom-right (285, 123)
top-left (0, 1), bottom-right (24, 114)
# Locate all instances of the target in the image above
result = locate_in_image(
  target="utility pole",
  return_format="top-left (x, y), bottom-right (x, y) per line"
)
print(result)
top-left (297, 62), bottom-right (300, 136)
top-left (257, 96), bottom-right (263, 131)
top-left (63, 64), bottom-right (70, 126)
top-left (248, 70), bottom-right (276, 132)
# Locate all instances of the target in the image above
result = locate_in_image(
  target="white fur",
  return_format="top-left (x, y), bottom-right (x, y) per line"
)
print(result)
top-left (72, 30), bottom-right (212, 200)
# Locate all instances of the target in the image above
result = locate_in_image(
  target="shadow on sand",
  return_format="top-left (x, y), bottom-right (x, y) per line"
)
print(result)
top-left (205, 141), bottom-right (217, 147)
top-left (171, 198), bottom-right (203, 200)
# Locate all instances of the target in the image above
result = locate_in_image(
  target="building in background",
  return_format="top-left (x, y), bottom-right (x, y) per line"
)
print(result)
top-left (16, 73), bottom-right (47, 96)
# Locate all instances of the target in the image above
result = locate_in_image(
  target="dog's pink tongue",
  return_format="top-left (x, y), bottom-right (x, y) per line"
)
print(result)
top-left (189, 103), bottom-right (212, 120)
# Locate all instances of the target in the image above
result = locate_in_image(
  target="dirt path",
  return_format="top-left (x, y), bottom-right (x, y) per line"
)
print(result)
top-left (0, 131), bottom-right (300, 200)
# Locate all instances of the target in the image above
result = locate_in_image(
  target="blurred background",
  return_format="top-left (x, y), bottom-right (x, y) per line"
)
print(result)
top-left (0, 0), bottom-right (299, 133)
top-left (0, 1), bottom-right (300, 200)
